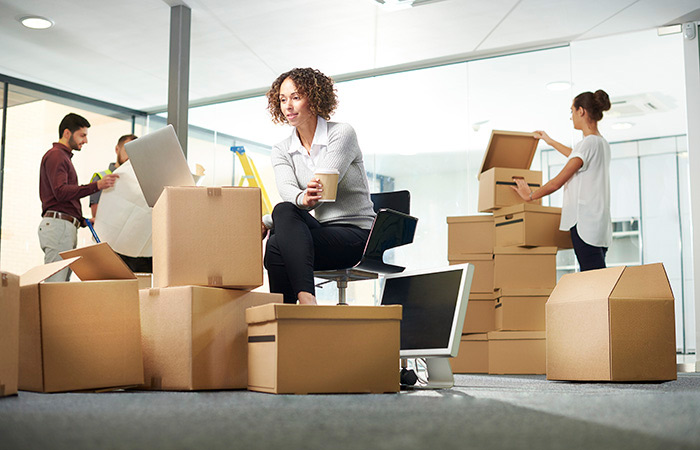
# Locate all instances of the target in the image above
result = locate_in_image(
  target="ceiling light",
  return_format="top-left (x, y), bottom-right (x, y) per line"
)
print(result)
top-left (546, 81), bottom-right (571, 92)
top-left (19, 16), bottom-right (54, 29)
top-left (611, 122), bottom-right (634, 130)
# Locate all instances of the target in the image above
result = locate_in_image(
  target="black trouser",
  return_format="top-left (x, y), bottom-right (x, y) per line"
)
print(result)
top-left (117, 253), bottom-right (153, 273)
top-left (264, 202), bottom-right (369, 304)
top-left (570, 225), bottom-right (607, 272)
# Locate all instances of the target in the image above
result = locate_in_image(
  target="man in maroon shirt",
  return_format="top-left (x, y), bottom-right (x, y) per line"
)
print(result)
top-left (38, 113), bottom-right (119, 282)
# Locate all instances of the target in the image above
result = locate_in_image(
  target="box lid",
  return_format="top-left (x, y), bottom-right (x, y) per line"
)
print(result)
top-left (469, 292), bottom-right (496, 301)
top-left (450, 253), bottom-right (494, 262)
top-left (494, 246), bottom-right (557, 255)
top-left (461, 333), bottom-right (488, 341)
top-left (478, 130), bottom-right (538, 179)
top-left (496, 288), bottom-right (553, 298)
top-left (487, 331), bottom-right (545, 340)
top-left (246, 303), bottom-right (402, 324)
top-left (493, 203), bottom-right (562, 218)
top-left (20, 257), bottom-right (81, 287)
top-left (60, 243), bottom-right (137, 281)
top-left (447, 215), bottom-right (493, 224)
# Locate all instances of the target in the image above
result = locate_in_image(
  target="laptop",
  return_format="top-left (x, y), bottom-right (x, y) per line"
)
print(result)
top-left (124, 124), bottom-right (195, 207)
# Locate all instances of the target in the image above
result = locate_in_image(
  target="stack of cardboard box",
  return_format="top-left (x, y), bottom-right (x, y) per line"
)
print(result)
top-left (448, 130), bottom-right (572, 375)
top-left (138, 186), bottom-right (283, 391)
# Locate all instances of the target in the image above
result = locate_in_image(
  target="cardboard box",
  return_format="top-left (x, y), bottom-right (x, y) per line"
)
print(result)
top-left (462, 293), bottom-right (495, 333)
top-left (247, 304), bottom-right (401, 394)
top-left (494, 204), bottom-right (572, 249)
top-left (488, 331), bottom-right (545, 375)
top-left (495, 288), bottom-right (551, 331)
top-left (546, 264), bottom-right (676, 381)
top-left (450, 333), bottom-right (488, 374)
top-left (139, 286), bottom-right (281, 391)
top-left (450, 254), bottom-right (494, 294)
top-left (19, 243), bottom-right (144, 393)
top-left (0, 272), bottom-right (20, 397)
top-left (152, 186), bottom-right (263, 289)
top-left (447, 215), bottom-right (494, 257)
top-left (136, 273), bottom-right (152, 290)
top-left (477, 130), bottom-right (542, 213)
top-left (493, 246), bottom-right (557, 290)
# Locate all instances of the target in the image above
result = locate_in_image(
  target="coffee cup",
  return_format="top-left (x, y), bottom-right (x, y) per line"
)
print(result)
top-left (314, 168), bottom-right (339, 202)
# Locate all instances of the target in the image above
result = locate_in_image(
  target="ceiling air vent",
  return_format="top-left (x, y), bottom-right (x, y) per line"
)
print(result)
top-left (608, 93), bottom-right (674, 118)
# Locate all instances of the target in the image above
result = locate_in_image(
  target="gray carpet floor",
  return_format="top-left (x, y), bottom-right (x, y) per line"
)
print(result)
top-left (1, 373), bottom-right (699, 450)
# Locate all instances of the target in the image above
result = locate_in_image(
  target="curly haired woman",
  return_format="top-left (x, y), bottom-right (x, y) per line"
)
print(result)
top-left (264, 68), bottom-right (375, 304)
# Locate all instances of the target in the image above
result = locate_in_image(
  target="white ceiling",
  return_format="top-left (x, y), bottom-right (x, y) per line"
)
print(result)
top-left (1, 0), bottom-right (699, 112)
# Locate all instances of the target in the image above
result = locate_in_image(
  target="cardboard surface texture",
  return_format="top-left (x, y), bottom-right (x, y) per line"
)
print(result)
top-left (447, 215), bottom-right (494, 257)
top-left (450, 254), bottom-right (494, 294)
top-left (488, 331), bottom-right (545, 374)
top-left (478, 168), bottom-right (543, 213)
top-left (153, 186), bottom-right (263, 289)
top-left (0, 272), bottom-right (20, 397)
top-left (451, 334), bottom-right (488, 374)
top-left (494, 204), bottom-right (572, 249)
top-left (18, 244), bottom-right (143, 393)
top-left (479, 130), bottom-right (539, 175)
top-left (493, 247), bottom-right (557, 290)
top-left (495, 288), bottom-right (551, 331)
top-left (462, 293), bottom-right (495, 333)
top-left (246, 304), bottom-right (402, 394)
top-left (139, 286), bottom-right (281, 391)
top-left (546, 263), bottom-right (677, 381)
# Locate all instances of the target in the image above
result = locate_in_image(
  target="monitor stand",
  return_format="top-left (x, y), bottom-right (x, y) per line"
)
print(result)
top-left (402, 357), bottom-right (454, 389)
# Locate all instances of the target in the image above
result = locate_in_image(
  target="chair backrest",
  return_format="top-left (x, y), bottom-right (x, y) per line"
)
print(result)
top-left (370, 190), bottom-right (410, 215)
top-left (354, 208), bottom-right (418, 274)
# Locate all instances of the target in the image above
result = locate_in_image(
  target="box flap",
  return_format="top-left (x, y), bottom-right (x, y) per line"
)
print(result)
top-left (496, 288), bottom-right (553, 298)
top-left (462, 333), bottom-right (488, 341)
top-left (20, 257), bottom-right (81, 287)
top-left (447, 215), bottom-right (493, 224)
top-left (478, 130), bottom-right (538, 177)
top-left (610, 263), bottom-right (674, 300)
top-left (60, 243), bottom-right (136, 281)
top-left (246, 303), bottom-right (402, 324)
top-left (548, 266), bottom-right (625, 305)
top-left (494, 203), bottom-right (562, 218)
top-left (487, 331), bottom-right (545, 340)
top-left (494, 246), bottom-right (557, 255)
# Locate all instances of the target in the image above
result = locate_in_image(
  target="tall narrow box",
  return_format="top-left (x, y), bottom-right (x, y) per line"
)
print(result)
top-left (494, 204), bottom-right (572, 249)
top-left (19, 244), bottom-right (144, 393)
top-left (462, 292), bottom-right (495, 333)
top-left (0, 272), bottom-right (20, 397)
top-left (493, 246), bottom-right (557, 290)
top-left (139, 286), bottom-right (281, 391)
top-left (450, 254), bottom-right (494, 294)
top-left (447, 215), bottom-right (494, 258)
top-left (247, 304), bottom-right (402, 394)
top-left (546, 264), bottom-right (676, 381)
top-left (488, 331), bottom-right (545, 375)
top-left (451, 334), bottom-right (488, 374)
top-left (477, 130), bottom-right (542, 213)
top-left (152, 186), bottom-right (263, 289)
top-left (495, 288), bottom-right (551, 331)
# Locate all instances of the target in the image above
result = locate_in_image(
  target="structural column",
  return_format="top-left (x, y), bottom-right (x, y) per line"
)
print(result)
top-left (168, 4), bottom-right (191, 155)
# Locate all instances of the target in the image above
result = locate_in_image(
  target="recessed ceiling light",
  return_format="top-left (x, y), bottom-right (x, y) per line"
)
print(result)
top-left (545, 81), bottom-right (571, 91)
top-left (19, 16), bottom-right (54, 30)
top-left (611, 122), bottom-right (634, 130)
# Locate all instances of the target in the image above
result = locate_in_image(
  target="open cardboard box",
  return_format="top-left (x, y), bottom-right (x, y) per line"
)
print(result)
top-left (546, 263), bottom-right (676, 381)
top-left (246, 304), bottom-right (402, 394)
top-left (447, 215), bottom-right (494, 257)
top-left (0, 272), bottom-right (20, 397)
top-left (152, 186), bottom-right (263, 289)
top-left (451, 333), bottom-right (488, 374)
top-left (494, 203), bottom-right (572, 249)
top-left (18, 243), bottom-right (144, 393)
top-left (139, 286), bottom-right (282, 391)
top-left (477, 130), bottom-right (542, 213)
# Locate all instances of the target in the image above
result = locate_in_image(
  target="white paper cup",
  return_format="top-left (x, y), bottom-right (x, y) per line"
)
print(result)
top-left (315, 168), bottom-right (339, 202)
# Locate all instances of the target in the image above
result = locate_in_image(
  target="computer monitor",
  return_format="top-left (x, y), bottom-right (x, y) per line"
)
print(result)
top-left (380, 263), bottom-right (474, 389)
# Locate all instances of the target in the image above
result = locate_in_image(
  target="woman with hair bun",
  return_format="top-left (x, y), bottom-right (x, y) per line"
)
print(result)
top-left (512, 90), bottom-right (612, 271)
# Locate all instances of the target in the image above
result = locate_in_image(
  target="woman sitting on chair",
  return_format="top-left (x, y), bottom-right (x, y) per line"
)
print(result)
top-left (264, 67), bottom-right (376, 305)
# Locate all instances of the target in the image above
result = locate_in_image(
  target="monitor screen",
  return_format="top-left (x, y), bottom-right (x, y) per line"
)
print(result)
top-left (380, 264), bottom-right (473, 357)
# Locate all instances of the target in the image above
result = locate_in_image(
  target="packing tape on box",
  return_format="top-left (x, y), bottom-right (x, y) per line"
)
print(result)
top-left (207, 188), bottom-right (222, 197)
top-left (151, 377), bottom-right (162, 389)
top-left (1, 273), bottom-right (6, 287)
top-left (208, 275), bottom-right (223, 286)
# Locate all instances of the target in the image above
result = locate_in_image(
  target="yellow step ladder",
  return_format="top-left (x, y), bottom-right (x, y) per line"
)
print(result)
top-left (231, 146), bottom-right (272, 216)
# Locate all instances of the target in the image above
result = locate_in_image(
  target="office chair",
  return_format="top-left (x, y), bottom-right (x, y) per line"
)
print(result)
top-left (314, 190), bottom-right (418, 305)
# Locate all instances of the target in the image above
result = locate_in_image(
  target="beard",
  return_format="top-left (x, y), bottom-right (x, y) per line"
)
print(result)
top-left (117, 153), bottom-right (128, 165)
top-left (67, 135), bottom-right (81, 151)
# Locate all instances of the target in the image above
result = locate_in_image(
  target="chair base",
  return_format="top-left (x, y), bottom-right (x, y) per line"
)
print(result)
top-left (314, 269), bottom-right (379, 305)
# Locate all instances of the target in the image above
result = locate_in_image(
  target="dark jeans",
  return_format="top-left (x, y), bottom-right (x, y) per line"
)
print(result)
top-left (264, 202), bottom-right (369, 304)
top-left (570, 225), bottom-right (607, 272)
top-left (118, 253), bottom-right (153, 273)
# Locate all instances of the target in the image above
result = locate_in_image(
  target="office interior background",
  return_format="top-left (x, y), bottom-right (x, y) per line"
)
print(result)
top-left (0, 0), bottom-right (699, 361)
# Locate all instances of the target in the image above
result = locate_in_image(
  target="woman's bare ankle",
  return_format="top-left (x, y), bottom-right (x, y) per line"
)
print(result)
top-left (297, 291), bottom-right (317, 305)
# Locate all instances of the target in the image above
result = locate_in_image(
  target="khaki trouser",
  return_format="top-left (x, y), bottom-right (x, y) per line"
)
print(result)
top-left (38, 217), bottom-right (78, 282)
